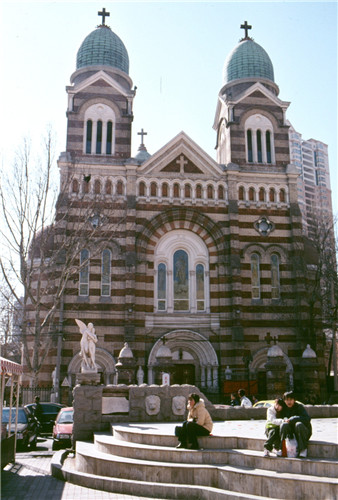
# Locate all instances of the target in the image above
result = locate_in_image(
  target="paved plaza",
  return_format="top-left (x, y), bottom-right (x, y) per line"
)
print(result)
top-left (1, 418), bottom-right (337, 500)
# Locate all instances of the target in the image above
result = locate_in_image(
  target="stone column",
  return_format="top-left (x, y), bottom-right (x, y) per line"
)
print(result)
top-left (265, 344), bottom-right (287, 398)
top-left (300, 345), bottom-right (320, 403)
top-left (115, 343), bottom-right (136, 385)
top-left (73, 384), bottom-right (103, 443)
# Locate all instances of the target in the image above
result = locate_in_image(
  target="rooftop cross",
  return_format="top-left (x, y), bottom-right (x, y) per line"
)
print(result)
top-left (98, 8), bottom-right (110, 25)
top-left (240, 21), bottom-right (252, 39)
top-left (137, 128), bottom-right (148, 146)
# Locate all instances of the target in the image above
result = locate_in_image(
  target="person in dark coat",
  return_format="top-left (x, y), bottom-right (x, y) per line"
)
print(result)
top-left (229, 392), bottom-right (240, 406)
top-left (280, 391), bottom-right (312, 458)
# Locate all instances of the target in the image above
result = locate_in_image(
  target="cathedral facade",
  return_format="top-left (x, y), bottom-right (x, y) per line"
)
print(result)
top-left (25, 14), bottom-right (329, 402)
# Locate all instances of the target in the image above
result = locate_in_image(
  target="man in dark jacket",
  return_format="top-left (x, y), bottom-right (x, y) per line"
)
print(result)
top-left (280, 391), bottom-right (312, 458)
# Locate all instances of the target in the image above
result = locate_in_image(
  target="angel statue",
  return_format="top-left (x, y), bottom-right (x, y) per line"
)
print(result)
top-left (75, 319), bottom-right (98, 372)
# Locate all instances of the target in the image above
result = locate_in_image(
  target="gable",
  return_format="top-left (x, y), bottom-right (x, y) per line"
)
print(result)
top-left (139, 131), bottom-right (223, 178)
top-left (160, 155), bottom-right (203, 174)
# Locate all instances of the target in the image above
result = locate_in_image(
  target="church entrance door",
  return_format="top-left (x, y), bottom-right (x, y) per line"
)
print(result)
top-left (172, 364), bottom-right (195, 385)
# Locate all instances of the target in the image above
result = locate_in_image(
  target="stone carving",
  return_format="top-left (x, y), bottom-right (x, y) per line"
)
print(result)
top-left (145, 394), bottom-right (160, 415)
top-left (75, 319), bottom-right (98, 372)
top-left (137, 366), bottom-right (144, 385)
top-left (172, 395), bottom-right (186, 415)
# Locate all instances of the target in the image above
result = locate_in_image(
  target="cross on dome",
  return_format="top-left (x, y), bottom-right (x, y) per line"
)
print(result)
top-left (98, 7), bottom-right (110, 25)
top-left (137, 128), bottom-right (147, 146)
top-left (240, 20), bottom-right (252, 39)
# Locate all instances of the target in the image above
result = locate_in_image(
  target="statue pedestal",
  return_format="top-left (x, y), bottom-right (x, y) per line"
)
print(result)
top-left (76, 372), bottom-right (101, 386)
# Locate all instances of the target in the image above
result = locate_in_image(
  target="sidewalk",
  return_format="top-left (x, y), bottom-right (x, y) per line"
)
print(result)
top-left (2, 418), bottom-right (337, 500)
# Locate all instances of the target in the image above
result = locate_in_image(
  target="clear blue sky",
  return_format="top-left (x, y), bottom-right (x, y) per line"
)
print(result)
top-left (1, 1), bottom-right (337, 213)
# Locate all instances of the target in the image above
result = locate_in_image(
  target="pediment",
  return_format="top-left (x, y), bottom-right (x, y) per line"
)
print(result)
top-left (138, 131), bottom-right (223, 178)
top-left (67, 70), bottom-right (132, 98)
top-left (233, 82), bottom-right (290, 110)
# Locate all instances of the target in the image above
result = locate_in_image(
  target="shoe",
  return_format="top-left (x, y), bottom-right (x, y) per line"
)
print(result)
top-left (176, 443), bottom-right (186, 449)
top-left (299, 449), bottom-right (307, 458)
top-left (263, 449), bottom-right (270, 457)
top-left (276, 450), bottom-right (282, 457)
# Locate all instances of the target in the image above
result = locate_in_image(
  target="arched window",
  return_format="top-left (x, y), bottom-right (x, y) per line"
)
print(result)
top-left (173, 183), bottom-right (180, 198)
top-left (174, 250), bottom-right (189, 311)
top-left (196, 184), bottom-right (202, 199)
top-left (196, 264), bottom-right (205, 311)
top-left (155, 230), bottom-right (209, 313)
top-left (79, 249), bottom-right (89, 296)
top-left (96, 120), bottom-right (102, 154)
top-left (249, 187), bottom-right (255, 201)
top-left (247, 129), bottom-right (253, 163)
top-left (157, 263), bottom-right (167, 311)
top-left (269, 188), bottom-right (276, 202)
top-left (117, 180), bottom-right (123, 195)
top-left (150, 182), bottom-right (157, 197)
top-left (238, 186), bottom-right (245, 200)
top-left (207, 185), bottom-right (214, 199)
top-left (251, 253), bottom-right (260, 299)
top-left (162, 183), bottom-right (168, 197)
top-left (257, 130), bottom-right (262, 163)
top-left (105, 180), bottom-right (112, 195)
top-left (72, 179), bottom-right (79, 193)
top-left (86, 120), bottom-right (92, 154)
top-left (185, 184), bottom-right (191, 198)
top-left (139, 181), bottom-right (146, 196)
top-left (218, 185), bottom-right (225, 200)
top-left (259, 187), bottom-right (265, 202)
top-left (83, 179), bottom-right (90, 194)
top-left (279, 189), bottom-right (286, 203)
top-left (245, 115), bottom-right (275, 164)
top-left (271, 254), bottom-right (280, 299)
top-left (101, 249), bottom-right (111, 296)
top-left (106, 121), bottom-right (113, 154)
top-left (94, 179), bottom-right (101, 194)
top-left (84, 104), bottom-right (116, 156)
top-left (266, 131), bottom-right (272, 163)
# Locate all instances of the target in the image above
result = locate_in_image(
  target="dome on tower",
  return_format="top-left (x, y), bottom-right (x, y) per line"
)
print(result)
top-left (76, 25), bottom-right (129, 74)
top-left (223, 38), bottom-right (274, 85)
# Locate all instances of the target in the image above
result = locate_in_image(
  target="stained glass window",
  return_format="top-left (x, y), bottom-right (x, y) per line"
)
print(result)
top-left (79, 249), bottom-right (89, 296)
top-left (251, 253), bottom-right (260, 299)
top-left (101, 249), bottom-right (111, 296)
top-left (271, 254), bottom-right (280, 299)
top-left (174, 250), bottom-right (189, 311)
top-left (196, 264), bottom-right (205, 311)
top-left (157, 263), bottom-right (167, 310)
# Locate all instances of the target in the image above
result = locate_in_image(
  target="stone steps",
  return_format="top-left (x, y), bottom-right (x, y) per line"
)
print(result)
top-left (112, 425), bottom-right (338, 458)
top-left (72, 441), bottom-right (337, 500)
top-left (94, 434), bottom-right (338, 478)
top-left (53, 422), bottom-right (338, 499)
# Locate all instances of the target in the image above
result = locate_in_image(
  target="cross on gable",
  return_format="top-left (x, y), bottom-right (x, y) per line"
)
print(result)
top-left (98, 7), bottom-right (110, 25)
top-left (240, 21), bottom-right (252, 39)
top-left (137, 128), bottom-right (147, 146)
top-left (176, 155), bottom-right (188, 174)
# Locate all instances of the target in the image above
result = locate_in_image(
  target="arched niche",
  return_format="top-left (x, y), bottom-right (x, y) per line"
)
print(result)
top-left (67, 347), bottom-right (116, 387)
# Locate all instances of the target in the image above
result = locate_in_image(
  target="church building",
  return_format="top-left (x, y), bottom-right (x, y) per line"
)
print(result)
top-left (26, 12), bottom-right (330, 403)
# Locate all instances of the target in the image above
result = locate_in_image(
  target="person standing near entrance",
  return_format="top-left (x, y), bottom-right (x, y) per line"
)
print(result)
top-left (238, 389), bottom-right (252, 407)
top-left (175, 393), bottom-right (213, 450)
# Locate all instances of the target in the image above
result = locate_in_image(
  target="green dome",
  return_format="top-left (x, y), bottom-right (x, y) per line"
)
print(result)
top-left (76, 26), bottom-right (129, 74)
top-left (223, 39), bottom-right (274, 84)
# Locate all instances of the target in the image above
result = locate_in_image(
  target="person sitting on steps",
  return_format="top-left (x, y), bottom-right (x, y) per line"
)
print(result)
top-left (175, 393), bottom-right (213, 450)
top-left (280, 391), bottom-right (312, 458)
top-left (263, 398), bottom-right (285, 457)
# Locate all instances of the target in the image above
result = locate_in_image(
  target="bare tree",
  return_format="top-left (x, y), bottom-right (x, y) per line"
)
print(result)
top-left (0, 132), bottom-right (125, 385)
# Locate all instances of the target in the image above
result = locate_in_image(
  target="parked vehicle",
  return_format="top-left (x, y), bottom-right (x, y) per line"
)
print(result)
top-left (253, 399), bottom-right (304, 408)
top-left (52, 407), bottom-right (73, 450)
top-left (2, 407), bottom-right (39, 450)
top-left (25, 402), bottom-right (65, 434)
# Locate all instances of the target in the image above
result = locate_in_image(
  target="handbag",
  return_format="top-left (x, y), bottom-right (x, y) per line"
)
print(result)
top-left (285, 435), bottom-right (298, 458)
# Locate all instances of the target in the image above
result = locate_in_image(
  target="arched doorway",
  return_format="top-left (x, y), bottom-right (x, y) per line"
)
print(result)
top-left (67, 347), bottom-right (117, 388)
top-left (251, 347), bottom-right (294, 399)
top-left (147, 330), bottom-right (219, 392)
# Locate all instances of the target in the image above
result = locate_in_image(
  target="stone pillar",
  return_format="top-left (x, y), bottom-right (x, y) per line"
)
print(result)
top-left (115, 343), bottom-right (136, 385)
top-left (265, 344), bottom-right (287, 398)
top-left (72, 384), bottom-right (103, 443)
top-left (300, 345), bottom-right (320, 404)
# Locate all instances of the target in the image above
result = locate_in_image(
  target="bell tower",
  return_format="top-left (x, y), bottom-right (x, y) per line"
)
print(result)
top-left (63, 9), bottom-right (136, 161)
